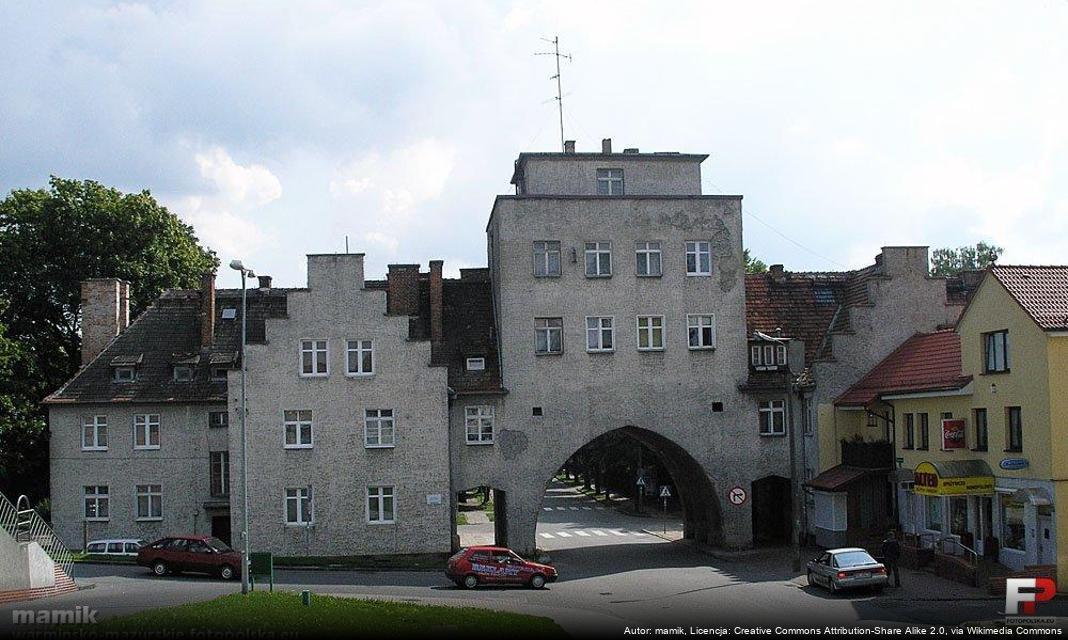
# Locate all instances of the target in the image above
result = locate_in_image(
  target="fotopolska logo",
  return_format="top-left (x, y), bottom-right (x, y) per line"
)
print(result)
top-left (1005, 577), bottom-right (1056, 618)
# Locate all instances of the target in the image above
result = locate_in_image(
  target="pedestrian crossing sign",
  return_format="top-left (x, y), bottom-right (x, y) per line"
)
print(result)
top-left (636, 476), bottom-right (646, 486)
top-left (659, 486), bottom-right (671, 498)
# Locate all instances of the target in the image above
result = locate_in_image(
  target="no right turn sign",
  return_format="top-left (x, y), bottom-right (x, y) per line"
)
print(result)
top-left (728, 486), bottom-right (747, 506)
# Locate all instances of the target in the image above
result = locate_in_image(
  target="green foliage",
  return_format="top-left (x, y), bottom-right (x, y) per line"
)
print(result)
top-left (744, 249), bottom-right (768, 274)
top-left (930, 242), bottom-right (1003, 277)
top-left (0, 177), bottom-right (218, 502)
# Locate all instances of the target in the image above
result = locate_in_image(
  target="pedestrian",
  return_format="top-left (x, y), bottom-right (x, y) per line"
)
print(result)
top-left (882, 529), bottom-right (902, 588)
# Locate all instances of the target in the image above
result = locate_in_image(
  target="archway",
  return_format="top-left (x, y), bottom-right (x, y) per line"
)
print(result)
top-left (751, 475), bottom-right (791, 545)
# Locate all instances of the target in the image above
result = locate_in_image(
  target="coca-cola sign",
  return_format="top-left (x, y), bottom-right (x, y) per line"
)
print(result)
top-left (942, 418), bottom-right (966, 450)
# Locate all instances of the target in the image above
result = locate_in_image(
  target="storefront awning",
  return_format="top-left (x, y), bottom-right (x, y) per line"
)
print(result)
top-left (805, 465), bottom-right (887, 493)
top-left (914, 460), bottom-right (995, 496)
top-left (1011, 487), bottom-right (1052, 507)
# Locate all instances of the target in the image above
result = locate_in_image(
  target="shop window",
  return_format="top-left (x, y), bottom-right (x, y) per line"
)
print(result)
top-left (949, 497), bottom-right (968, 537)
top-left (1000, 495), bottom-right (1025, 551)
top-left (924, 495), bottom-right (943, 532)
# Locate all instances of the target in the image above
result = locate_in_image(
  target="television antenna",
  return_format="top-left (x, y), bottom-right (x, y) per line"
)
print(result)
top-left (535, 36), bottom-right (572, 151)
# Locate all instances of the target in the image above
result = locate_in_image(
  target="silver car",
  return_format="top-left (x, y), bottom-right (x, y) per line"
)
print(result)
top-left (806, 547), bottom-right (888, 594)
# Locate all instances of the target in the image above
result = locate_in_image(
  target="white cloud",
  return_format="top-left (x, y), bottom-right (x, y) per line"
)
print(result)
top-left (195, 147), bottom-right (282, 207)
top-left (330, 139), bottom-right (456, 215)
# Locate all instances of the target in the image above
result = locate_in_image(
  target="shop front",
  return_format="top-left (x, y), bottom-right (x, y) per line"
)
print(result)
top-left (900, 460), bottom-right (996, 557)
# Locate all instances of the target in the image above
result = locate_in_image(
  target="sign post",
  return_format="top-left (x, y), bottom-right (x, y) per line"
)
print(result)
top-left (659, 485), bottom-right (672, 534)
top-left (635, 475), bottom-right (646, 514)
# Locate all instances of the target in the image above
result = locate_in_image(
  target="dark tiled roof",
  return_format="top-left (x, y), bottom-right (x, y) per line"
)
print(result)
top-left (745, 272), bottom-right (847, 363)
top-left (439, 269), bottom-right (504, 395)
top-left (45, 288), bottom-right (288, 404)
top-left (834, 330), bottom-right (971, 407)
top-left (989, 266), bottom-right (1068, 331)
top-left (804, 465), bottom-right (879, 492)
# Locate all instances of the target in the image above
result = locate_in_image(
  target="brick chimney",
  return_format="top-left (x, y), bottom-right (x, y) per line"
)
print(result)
top-left (769, 264), bottom-right (786, 283)
top-left (386, 264), bottom-right (420, 316)
top-left (563, 140), bottom-right (576, 154)
top-left (429, 260), bottom-right (443, 343)
top-left (257, 275), bottom-right (272, 290)
top-left (200, 272), bottom-right (216, 348)
top-left (601, 138), bottom-right (612, 154)
top-left (80, 278), bottom-right (131, 365)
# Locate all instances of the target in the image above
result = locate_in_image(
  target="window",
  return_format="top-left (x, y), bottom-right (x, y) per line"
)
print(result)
top-left (364, 409), bottom-right (395, 448)
top-left (367, 486), bottom-right (396, 523)
top-left (758, 400), bottom-right (786, 436)
top-left (346, 340), bottom-right (374, 376)
top-left (135, 484), bottom-right (162, 521)
top-left (685, 241), bottom-right (712, 276)
top-left (983, 330), bottom-right (1009, 373)
top-left (586, 316), bottom-right (615, 352)
top-left (1006, 406), bottom-right (1022, 451)
top-left (133, 414), bottom-right (160, 450)
top-left (533, 241), bottom-right (561, 277)
top-left (903, 413), bottom-right (915, 449)
top-left (596, 168), bottom-right (624, 195)
top-left (83, 486), bottom-right (109, 521)
top-left (466, 357), bottom-right (486, 371)
top-left (300, 339), bottom-right (328, 376)
top-left (173, 366), bottom-right (193, 382)
top-left (918, 413), bottom-right (930, 450)
top-left (210, 451), bottom-right (229, 497)
top-left (924, 495), bottom-right (943, 532)
top-left (465, 406), bottom-right (494, 444)
top-left (283, 410), bottom-right (313, 448)
top-left (221, 308), bottom-right (237, 320)
top-left (209, 411), bottom-right (229, 429)
top-left (113, 366), bottom-right (136, 382)
top-left (210, 367), bottom-right (229, 382)
top-left (82, 415), bottom-right (108, 450)
top-left (285, 487), bottom-right (313, 525)
top-left (636, 316), bottom-right (664, 351)
top-left (1000, 494), bottom-right (1025, 551)
top-left (687, 315), bottom-right (716, 350)
top-left (534, 317), bottom-right (563, 354)
top-left (635, 242), bottom-right (662, 277)
top-left (950, 497), bottom-right (968, 537)
top-left (584, 242), bottom-right (612, 277)
top-left (750, 343), bottom-right (787, 369)
top-left (973, 408), bottom-right (988, 451)
top-left (85, 543), bottom-right (106, 553)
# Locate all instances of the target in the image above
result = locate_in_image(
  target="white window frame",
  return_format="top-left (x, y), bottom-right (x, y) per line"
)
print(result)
top-left (984, 330), bottom-right (1009, 373)
top-left (596, 168), bottom-right (624, 196)
top-left (209, 451), bottom-right (230, 497)
top-left (533, 241), bottom-right (561, 277)
top-left (465, 405), bottom-right (495, 445)
top-left (751, 343), bottom-right (788, 370)
top-left (685, 241), bottom-right (712, 276)
top-left (534, 317), bottom-right (563, 355)
top-left (585, 316), bottom-right (615, 352)
top-left (367, 485), bottom-right (396, 524)
top-left (584, 242), bottom-right (612, 278)
top-left (635, 241), bottom-right (662, 277)
top-left (759, 400), bottom-right (786, 436)
top-left (283, 410), bottom-right (314, 449)
top-left (466, 357), bottom-right (486, 371)
top-left (687, 314), bottom-right (717, 350)
top-left (364, 409), bottom-right (396, 448)
top-left (636, 316), bottom-right (665, 351)
top-left (133, 414), bottom-right (161, 450)
top-left (345, 339), bottom-right (374, 376)
top-left (113, 366), bottom-right (136, 383)
top-left (208, 411), bottom-right (229, 429)
top-left (299, 339), bottom-right (329, 377)
top-left (82, 415), bottom-right (108, 451)
top-left (284, 487), bottom-right (314, 526)
top-left (135, 484), bottom-right (163, 521)
top-left (83, 485), bottom-right (109, 521)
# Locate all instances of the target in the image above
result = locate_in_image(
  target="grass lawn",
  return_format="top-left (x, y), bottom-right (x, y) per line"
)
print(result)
top-left (456, 511), bottom-right (469, 526)
top-left (85, 591), bottom-right (567, 637)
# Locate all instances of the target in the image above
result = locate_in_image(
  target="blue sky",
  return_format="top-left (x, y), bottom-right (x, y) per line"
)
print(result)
top-left (2, 1), bottom-right (1065, 288)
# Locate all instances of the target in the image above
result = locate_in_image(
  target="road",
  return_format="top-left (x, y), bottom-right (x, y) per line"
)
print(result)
top-left (3, 483), bottom-right (1065, 635)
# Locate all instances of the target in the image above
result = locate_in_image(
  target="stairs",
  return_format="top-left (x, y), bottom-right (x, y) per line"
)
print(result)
top-left (0, 493), bottom-right (78, 603)
top-left (0, 566), bottom-right (77, 605)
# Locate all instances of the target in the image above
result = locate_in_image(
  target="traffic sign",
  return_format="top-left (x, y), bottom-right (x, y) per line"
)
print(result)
top-left (659, 486), bottom-right (672, 498)
top-left (636, 476), bottom-right (646, 487)
top-left (728, 486), bottom-right (747, 506)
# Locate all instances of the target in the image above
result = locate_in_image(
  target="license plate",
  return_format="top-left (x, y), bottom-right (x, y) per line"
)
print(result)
top-left (854, 572), bottom-right (870, 579)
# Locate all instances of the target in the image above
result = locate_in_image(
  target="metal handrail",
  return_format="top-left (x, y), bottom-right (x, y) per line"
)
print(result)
top-left (0, 493), bottom-right (75, 581)
top-left (936, 535), bottom-right (979, 567)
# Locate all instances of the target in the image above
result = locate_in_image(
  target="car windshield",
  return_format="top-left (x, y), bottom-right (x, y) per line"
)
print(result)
top-left (206, 537), bottom-right (232, 552)
top-left (835, 551), bottom-right (876, 567)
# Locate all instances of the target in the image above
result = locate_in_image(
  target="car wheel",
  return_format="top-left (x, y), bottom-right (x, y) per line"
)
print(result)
top-left (530, 574), bottom-right (546, 589)
top-left (219, 564), bottom-right (235, 580)
top-left (152, 561), bottom-right (168, 577)
top-left (462, 574), bottom-right (478, 589)
top-left (806, 571), bottom-right (816, 587)
top-left (829, 580), bottom-right (838, 595)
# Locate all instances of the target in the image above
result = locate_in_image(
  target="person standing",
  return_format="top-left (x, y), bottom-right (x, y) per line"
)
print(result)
top-left (882, 530), bottom-right (902, 588)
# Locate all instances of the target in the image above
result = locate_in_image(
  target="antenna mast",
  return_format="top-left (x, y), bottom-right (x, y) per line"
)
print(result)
top-left (535, 36), bottom-right (572, 151)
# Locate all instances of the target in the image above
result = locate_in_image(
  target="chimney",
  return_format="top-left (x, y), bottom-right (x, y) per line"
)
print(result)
top-left (307, 253), bottom-right (365, 291)
top-left (563, 140), bottom-right (576, 154)
top-left (429, 260), bottom-right (443, 343)
top-left (80, 278), bottom-right (131, 365)
top-left (200, 272), bottom-right (216, 348)
top-left (257, 275), bottom-right (272, 290)
top-left (601, 138), bottom-right (612, 154)
top-left (769, 264), bottom-right (785, 282)
top-left (386, 264), bottom-right (420, 316)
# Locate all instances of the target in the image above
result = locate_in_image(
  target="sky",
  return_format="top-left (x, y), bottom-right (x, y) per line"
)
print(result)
top-left (1, 0), bottom-right (1066, 288)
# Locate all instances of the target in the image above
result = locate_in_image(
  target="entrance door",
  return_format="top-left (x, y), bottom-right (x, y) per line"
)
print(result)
top-left (752, 476), bottom-right (791, 545)
top-left (211, 515), bottom-right (232, 546)
top-left (1037, 512), bottom-right (1056, 566)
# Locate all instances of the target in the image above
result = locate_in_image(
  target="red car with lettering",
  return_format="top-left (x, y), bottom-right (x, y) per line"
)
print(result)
top-left (445, 546), bottom-right (558, 589)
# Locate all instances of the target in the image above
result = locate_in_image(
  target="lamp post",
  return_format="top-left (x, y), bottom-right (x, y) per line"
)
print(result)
top-left (229, 260), bottom-right (255, 596)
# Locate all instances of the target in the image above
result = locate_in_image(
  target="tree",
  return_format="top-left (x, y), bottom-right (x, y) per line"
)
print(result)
top-left (744, 249), bottom-right (768, 274)
top-left (0, 177), bottom-right (218, 503)
top-left (930, 242), bottom-right (1003, 277)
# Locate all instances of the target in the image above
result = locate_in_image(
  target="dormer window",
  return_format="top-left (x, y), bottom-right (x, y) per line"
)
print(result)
top-left (173, 366), bottom-right (194, 382)
top-left (596, 168), bottom-right (624, 195)
top-left (208, 352), bottom-right (237, 382)
top-left (466, 357), bottom-right (486, 371)
top-left (110, 354), bottom-right (142, 383)
top-left (113, 367), bottom-right (136, 382)
top-left (210, 367), bottom-right (229, 382)
top-left (750, 342), bottom-right (787, 370)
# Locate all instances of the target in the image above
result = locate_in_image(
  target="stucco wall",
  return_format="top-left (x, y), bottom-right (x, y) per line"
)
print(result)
top-left (521, 157), bottom-right (702, 196)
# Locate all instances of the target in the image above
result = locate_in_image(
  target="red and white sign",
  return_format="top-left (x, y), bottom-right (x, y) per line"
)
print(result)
top-left (1006, 577), bottom-right (1056, 615)
top-left (942, 418), bottom-right (966, 450)
top-left (728, 486), bottom-right (747, 506)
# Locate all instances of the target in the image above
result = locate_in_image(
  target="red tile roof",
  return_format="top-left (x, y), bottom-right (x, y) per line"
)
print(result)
top-left (834, 330), bottom-right (971, 407)
top-left (745, 273), bottom-right (847, 363)
top-left (804, 465), bottom-right (878, 492)
top-left (989, 266), bottom-right (1068, 331)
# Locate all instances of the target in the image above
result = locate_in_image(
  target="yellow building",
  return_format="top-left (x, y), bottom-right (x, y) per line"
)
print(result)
top-left (832, 266), bottom-right (1068, 585)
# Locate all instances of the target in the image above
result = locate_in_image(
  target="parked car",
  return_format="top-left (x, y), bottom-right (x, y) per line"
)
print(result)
top-left (806, 547), bottom-right (888, 594)
top-left (445, 545), bottom-right (558, 589)
top-left (137, 535), bottom-right (241, 580)
top-left (85, 538), bottom-right (144, 556)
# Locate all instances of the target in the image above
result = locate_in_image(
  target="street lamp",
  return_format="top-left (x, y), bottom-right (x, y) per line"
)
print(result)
top-left (229, 260), bottom-right (255, 596)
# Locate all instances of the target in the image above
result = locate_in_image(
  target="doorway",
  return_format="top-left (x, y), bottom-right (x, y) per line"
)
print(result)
top-left (211, 515), bottom-right (232, 546)
top-left (752, 476), bottom-right (791, 545)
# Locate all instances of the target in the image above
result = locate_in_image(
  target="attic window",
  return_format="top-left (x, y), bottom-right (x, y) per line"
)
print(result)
top-left (210, 367), bottom-right (229, 382)
top-left (113, 367), bottom-right (136, 383)
top-left (173, 366), bottom-right (194, 382)
top-left (221, 308), bottom-right (237, 320)
top-left (813, 287), bottom-right (836, 305)
top-left (466, 357), bottom-right (486, 371)
top-left (750, 342), bottom-right (787, 370)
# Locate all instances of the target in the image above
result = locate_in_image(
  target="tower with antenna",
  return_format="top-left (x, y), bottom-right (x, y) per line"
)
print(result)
top-left (535, 36), bottom-right (571, 152)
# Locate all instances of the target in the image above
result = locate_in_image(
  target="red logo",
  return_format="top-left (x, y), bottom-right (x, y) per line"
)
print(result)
top-left (1006, 578), bottom-right (1056, 615)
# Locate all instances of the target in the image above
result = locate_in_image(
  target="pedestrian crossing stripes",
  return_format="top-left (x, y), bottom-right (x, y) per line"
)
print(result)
top-left (536, 529), bottom-right (653, 539)
top-left (544, 504), bottom-right (606, 511)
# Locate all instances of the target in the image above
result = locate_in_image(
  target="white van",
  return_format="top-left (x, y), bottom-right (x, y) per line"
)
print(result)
top-left (85, 538), bottom-right (144, 556)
